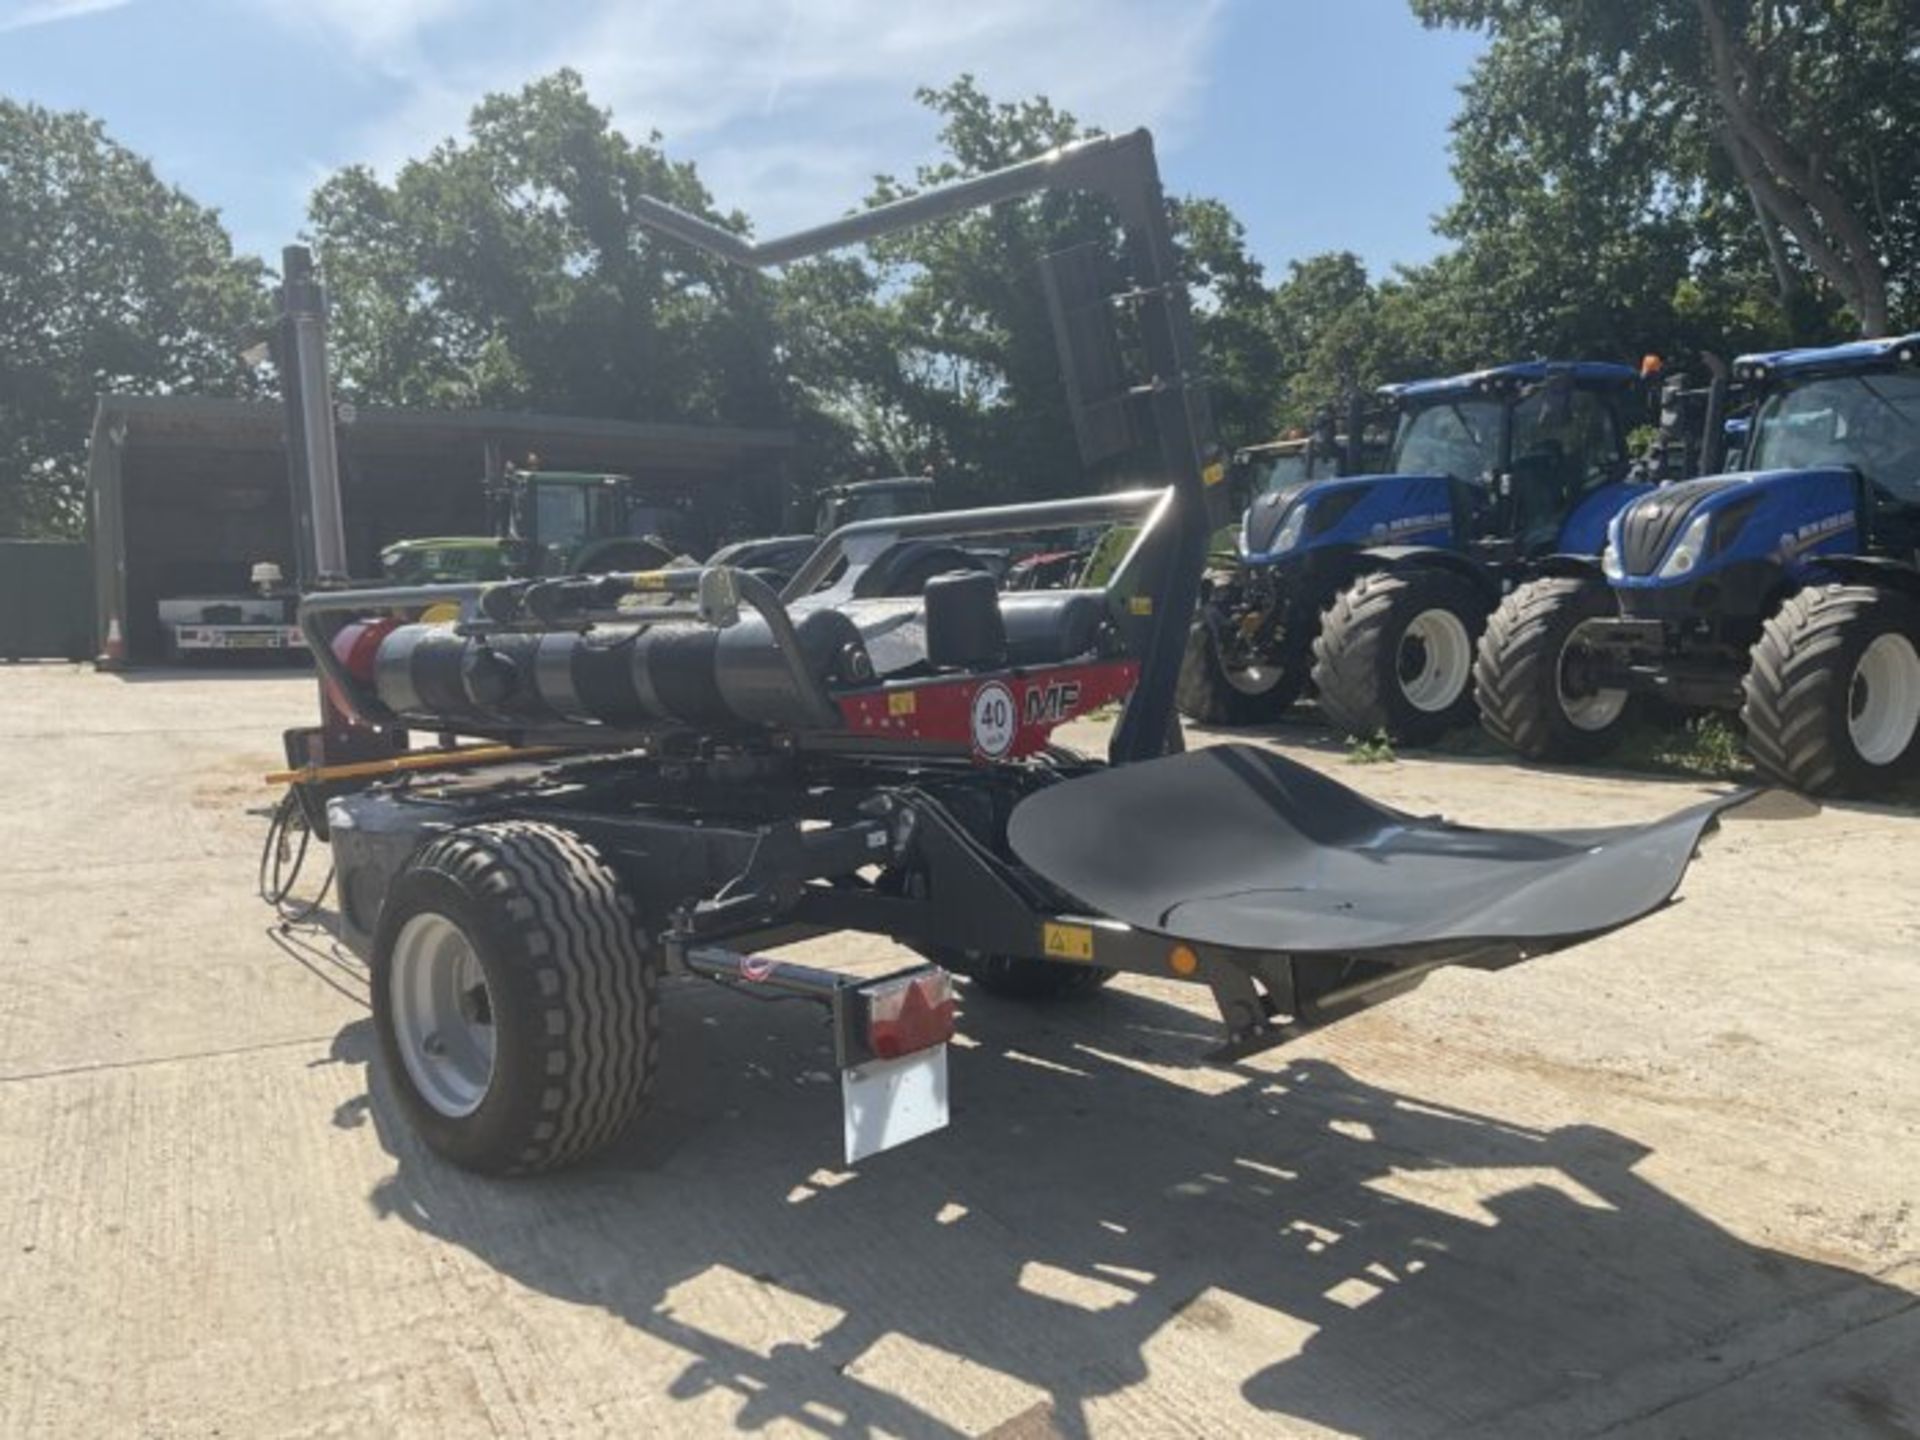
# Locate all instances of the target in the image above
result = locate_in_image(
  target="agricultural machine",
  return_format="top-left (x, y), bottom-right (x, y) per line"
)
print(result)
top-left (1180, 362), bottom-right (1652, 743)
top-left (704, 474), bottom-right (996, 594)
top-left (1475, 334), bottom-right (1920, 795)
top-left (269, 133), bottom-right (1742, 1177)
top-left (377, 467), bottom-right (699, 586)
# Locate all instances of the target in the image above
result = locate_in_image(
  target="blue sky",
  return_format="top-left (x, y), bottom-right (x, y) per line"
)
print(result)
top-left (0, 0), bottom-right (1484, 282)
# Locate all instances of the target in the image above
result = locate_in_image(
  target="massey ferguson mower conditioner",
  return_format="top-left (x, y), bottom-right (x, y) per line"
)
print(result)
top-left (269, 132), bottom-right (1743, 1176)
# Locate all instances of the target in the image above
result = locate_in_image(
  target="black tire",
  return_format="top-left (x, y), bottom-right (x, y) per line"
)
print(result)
top-left (955, 952), bottom-right (1118, 1001)
top-left (1312, 567), bottom-right (1491, 746)
top-left (1176, 614), bottom-right (1310, 725)
top-left (1475, 574), bottom-right (1637, 762)
top-left (1742, 584), bottom-right (1920, 796)
top-left (371, 821), bottom-right (661, 1176)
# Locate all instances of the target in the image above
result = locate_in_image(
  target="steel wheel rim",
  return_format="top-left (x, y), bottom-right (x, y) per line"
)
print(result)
top-left (1397, 607), bottom-right (1474, 712)
top-left (1557, 625), bottom-right (1628, 732)
top-left (390, 912), bottom-right (497, 1118)
top-left (1224, 659), bottom-right (1287, 696)
top-left (1847, 631), bottom-right (1920, 767)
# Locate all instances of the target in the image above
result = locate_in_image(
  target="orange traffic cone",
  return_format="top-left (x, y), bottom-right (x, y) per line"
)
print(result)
top-left (99, 616), bottom-right (126, 669)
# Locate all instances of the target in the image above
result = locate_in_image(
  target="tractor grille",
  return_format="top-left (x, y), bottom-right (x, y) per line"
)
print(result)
top-left (1616, 477), bottom-right (1746, 576)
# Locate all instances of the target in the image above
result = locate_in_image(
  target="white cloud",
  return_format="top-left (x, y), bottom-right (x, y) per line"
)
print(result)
top-left (278, 0), bottom-right (1227, 235)
top-left (0, 0), bottom-right (131, 35)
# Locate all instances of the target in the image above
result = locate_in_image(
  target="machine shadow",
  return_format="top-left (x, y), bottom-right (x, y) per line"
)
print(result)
top-left (335, 976), bottom-right (1898, 1439)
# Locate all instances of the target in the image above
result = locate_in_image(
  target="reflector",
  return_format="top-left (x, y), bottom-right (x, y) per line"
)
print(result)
top-left (862, 971), bottom-right (957, 1060)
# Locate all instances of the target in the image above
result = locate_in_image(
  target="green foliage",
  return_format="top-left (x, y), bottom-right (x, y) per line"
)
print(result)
top-left (790, 76), bottom-right (1282, 506)
top-left (1611, 712), bottom-right (1750, 779)
top-left (307, 72), bottom-right (785, 433)
top-left (1410, 0), bottom-right (1919, 343)
top-left (0, 100), bottom-right (270, 537)
top-left (1344, 729), bottom-right (1398, 765)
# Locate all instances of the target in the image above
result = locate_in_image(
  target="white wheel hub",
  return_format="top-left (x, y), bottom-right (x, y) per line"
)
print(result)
top-left (1397, 607), bottom-right (1474, 712)
top-left (1847, 631), bottom-right (1920, 767)
top-left (1557, 623), bottom-right (1628, 732)
top-left (390, 912), bottom-right (497, 1118)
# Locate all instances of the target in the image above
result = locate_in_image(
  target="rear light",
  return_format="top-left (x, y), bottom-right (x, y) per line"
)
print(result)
top-left (861, 970), bottom-right (956, 1060)
top-left (331, 618), bottom-right (398, 684)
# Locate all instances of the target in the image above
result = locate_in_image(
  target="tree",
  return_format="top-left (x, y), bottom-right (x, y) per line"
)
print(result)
top-left (0, 101), bottom-right (269, 536)
top-left (792, 77), bottom-right (1285, 505)
top-left (1411, 0), bottom-right (1919, 342)
top-left (307, 72), bottom-right (784, 431)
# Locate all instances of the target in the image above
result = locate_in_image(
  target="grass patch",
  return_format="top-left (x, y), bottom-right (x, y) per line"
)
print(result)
top-left (1609, 712), bottom-right (1752, 780)
top-left (1343, 729), bottom-right (1397, 765)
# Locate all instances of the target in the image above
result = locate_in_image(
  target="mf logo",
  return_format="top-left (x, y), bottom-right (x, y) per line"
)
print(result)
top-left (1023, 679), bottom-right (1083, 725)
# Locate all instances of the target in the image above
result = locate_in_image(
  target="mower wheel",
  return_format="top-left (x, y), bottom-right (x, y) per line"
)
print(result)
top-left (1176, 615), bottom-right (1308, 725)
top-left (371, 821), bottom-right (660, 1176)
top-left (1743, 584), bottom-right (1920, 796)
top-left (1312, 567), bottom-right (1490, 746)
top-left (960, 953), bottom-right (1118, 1001)
top-left (1475, 574), bottom-right (1635, 761)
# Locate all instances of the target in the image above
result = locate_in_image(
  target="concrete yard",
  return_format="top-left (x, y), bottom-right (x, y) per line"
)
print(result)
top-left (2, 662), bottom-right (1916, 1438)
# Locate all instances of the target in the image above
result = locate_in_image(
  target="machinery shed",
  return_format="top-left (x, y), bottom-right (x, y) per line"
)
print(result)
top-left (86, 397), bottom-right (792, 664)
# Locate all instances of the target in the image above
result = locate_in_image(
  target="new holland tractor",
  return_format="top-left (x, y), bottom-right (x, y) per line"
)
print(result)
top-left (1180, 362), bottom-right (1653, 744)
top-left (1475, 333), bottom-right (1920, 795)
top-left (265, 134), bottom-right (1745, 1177)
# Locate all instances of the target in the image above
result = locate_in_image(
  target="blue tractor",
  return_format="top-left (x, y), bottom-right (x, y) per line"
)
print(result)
top-left (1178, 361), bottom-right (1653, 744)
top-left (1474, 333), bottom-right (1920, 795)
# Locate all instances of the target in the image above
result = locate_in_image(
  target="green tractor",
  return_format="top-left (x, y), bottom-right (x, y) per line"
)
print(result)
top-left (378, 468), bottom-right (696, 585)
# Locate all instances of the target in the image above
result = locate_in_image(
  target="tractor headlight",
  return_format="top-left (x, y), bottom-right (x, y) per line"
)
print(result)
top-left (1271, 503), bottom-right (1309, 555)
top-left (1658, 512), bottom-right (1714, 579)
top-left (1602, 542), bottom-right (1623, 581)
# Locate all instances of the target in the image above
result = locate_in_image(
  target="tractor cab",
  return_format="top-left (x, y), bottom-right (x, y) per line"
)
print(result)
top-left (379, 469), bottom-right (693, 585)
top-left (1383, 361), bottom-right (1644, 559)
top-left (1602, 336), bottom-right (1920, 613)
top-left (812, 476), bottom-right (937, 535)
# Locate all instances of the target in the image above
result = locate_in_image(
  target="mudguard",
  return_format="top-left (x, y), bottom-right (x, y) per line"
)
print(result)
top-left (1007, 744), bottom-right (1746, 956)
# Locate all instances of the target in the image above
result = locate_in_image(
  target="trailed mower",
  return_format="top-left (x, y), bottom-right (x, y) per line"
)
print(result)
top-left (1475, 334), bottom-right (1920, 794)
top-left (274, 133), bottom-right (1743, 1175)
top-left (1181, 362), bottom-right (1654, 745)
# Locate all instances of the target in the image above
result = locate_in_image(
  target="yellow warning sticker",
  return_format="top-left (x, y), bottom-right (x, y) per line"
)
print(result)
top-left (1202, 460), bottom-right (1227, 487)
top-left (1127, 596), bottom-right (1153, 616)
top-left (1043, 922), bottom-right (1095, 962)
top-left (888, 691), bottom-right (917, 717)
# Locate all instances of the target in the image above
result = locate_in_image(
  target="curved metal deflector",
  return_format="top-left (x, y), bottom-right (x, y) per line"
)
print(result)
top-left (1007, 745), bottom-right (1750, 957)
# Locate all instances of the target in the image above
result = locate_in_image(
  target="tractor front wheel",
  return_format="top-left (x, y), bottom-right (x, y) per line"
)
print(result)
top-left (371, 821), bottom-right (661, 1175)
top-left (1475, 574), bottom-right (1636, 761)
top-left (1312, 568), bottom-right (1490, 746)
top-left (1742, 584), bottom-right (1920, 796)
top-left (1176, 613), bottom-right (1309, 725)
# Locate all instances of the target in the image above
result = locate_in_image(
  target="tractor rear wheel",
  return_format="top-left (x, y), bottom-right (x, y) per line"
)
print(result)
top-left (1475, 574), bottom-right (1635, 761)
top-left (1176, 614), bottom-right (1309, 725)
top-left (371, 821), bottom-right (661, 1175)
top-left (1742, 584), bottom-right (1920, 796)
top-left (1312, 567), bottom-right (1490, 746)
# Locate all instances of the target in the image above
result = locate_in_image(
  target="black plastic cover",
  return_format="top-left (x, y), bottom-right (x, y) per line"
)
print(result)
top-left (1007, 744), bottom-right (1743, 956)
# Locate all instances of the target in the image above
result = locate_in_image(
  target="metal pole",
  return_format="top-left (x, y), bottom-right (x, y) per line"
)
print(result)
top-left (277, 246), bottom-right (349, 586)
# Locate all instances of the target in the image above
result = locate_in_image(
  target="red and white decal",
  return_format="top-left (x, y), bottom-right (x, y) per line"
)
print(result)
top-left (836, 659), bottom-right (1139, 760)
top-left (970, 681), bottom-right (1018, 758)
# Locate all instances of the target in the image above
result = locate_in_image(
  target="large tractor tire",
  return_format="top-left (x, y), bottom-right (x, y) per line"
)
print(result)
top-left (1742, 584), bottom-right (1920, 796)
top-left (371, 821), bottom-right (661, 1176)
top-left (1176, 614), bottom-right (1310, 726)
top-left (1475, 574), bottom-right (1636, 762)
top-left (1312, 567), bottom-right (1490, 746)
